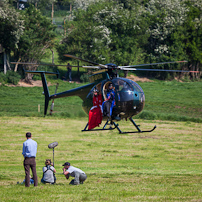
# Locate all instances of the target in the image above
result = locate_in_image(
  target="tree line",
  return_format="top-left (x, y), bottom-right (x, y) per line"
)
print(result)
top-left (0, 0), bottom-right (202, 80)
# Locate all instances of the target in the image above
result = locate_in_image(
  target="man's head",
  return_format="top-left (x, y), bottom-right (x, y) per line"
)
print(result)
top-left (63, 162), bottom-right (70, 169)
top-left (26, 132), bottom-right (32, 139)
top-left (108, 83), bottom-right (113, 89)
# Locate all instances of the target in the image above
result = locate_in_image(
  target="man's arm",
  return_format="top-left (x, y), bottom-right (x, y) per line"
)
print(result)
top-left (22, 142), bottom-right (25, 157)
top-left (63, 167), bottom-right (69, 175)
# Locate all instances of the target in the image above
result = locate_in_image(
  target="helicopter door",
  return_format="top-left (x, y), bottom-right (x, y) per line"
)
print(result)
top-left (95, 83), bottom-right (102, 94)
top-left (102, 81), bottom-right (113, 101)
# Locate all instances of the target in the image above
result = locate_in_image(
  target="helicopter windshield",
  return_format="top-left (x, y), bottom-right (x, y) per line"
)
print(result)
top-left (113, 79), bottom-right (133, 92)
top-left (122, 79), bottom-right (144, 93)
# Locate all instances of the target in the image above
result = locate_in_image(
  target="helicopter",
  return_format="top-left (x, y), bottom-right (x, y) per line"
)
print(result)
top-left (12, 55), bottom-right (199, 133)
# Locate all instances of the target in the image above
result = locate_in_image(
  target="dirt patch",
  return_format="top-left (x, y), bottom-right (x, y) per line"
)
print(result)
top-left (127, 75), bottom-right (153, 82)
top-left (12, 79), bottom-right (51, 87)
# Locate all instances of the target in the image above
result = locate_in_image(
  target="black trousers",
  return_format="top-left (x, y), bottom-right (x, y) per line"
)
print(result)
top-left (24, 157), bottom-right (38, 187)
top-left (103, 101), bottom-right (112, 118)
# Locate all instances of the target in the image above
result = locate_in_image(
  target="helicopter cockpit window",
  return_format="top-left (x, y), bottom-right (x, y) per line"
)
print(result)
top-left (113, 79), bottom-right (132, 92)
top-left (128, 80), bottom-right (143, 93)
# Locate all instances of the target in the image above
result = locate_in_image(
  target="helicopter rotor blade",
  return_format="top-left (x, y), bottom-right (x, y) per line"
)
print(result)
top-left (118, 61), bottom-right (187, 68)
top-left (64, 54), bottom-right (106, 69)
top-left (10, 62), bottom-right (82, 67)
top-left (119, 67), bottom-right (200, 73)
top-left (82, 66), bottom-right (105, 69)
top-left (117, 60), bottom-right (200, 73)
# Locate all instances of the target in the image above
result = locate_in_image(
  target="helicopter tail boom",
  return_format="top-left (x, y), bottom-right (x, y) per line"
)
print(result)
top-left (41, 72), bottom-right (50, 116)
top-left (25, 70), bottom-right (59, 115)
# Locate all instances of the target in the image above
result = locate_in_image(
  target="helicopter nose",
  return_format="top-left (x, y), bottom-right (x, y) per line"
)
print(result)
top-left (139, 92), bottom-right (145, 109)
top-left (133, 91), bottom-right (145, 113)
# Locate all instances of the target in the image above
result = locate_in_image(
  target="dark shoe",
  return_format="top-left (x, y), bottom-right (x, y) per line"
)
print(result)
top-left (69, 179), bottom-right (75, 185)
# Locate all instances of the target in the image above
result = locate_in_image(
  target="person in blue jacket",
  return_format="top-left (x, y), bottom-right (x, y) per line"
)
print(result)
top-left (103, 83), bottom-right (116, 119)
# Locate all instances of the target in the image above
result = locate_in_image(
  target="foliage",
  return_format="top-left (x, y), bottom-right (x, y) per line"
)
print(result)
top-left (57, 1), bottom-right (146, 66)
top-left (0, 0), bottom-right (24, 52)
top-left (183, 1), bottom-right (202, 64)
top-left (0, 71), bottom-right (21, 85)
top-left (80, 73), bottom-right (89, 83)
top-left (56, 0), bottom-right (201, 80)
top-left (15, 5), bottom-right (56, 63)
top-left (13, 5), bottom-right (57, 80)
top-left (72, 0), bottom-right (104, 10)
top-left (26, 0), bottom-right (57, 7)
top-left (6, 71), bottom-right (21, 85)
top-left (2, 0), bottom-right (202, 80)
top-left (143, 0), bottom-right (188, 58)
top-left (0, 72), bottom-right (7, 84)
top-left (140, 0), bottom-right (202, 78)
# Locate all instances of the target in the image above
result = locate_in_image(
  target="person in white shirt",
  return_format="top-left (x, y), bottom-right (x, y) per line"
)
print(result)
top-left (62, 162), bottom-right (87, 185)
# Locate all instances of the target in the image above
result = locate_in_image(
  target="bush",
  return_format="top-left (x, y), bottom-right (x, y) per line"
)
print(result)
top-left (0, 71), bottom-right (21, 85)
top-left (80, 73), bottom-right (89, 83)
top-left (7, 71), bottom-right (21, 85)
top-left (138, 111), bottom-right (158, 120)
top-left (0, 72), bottom-right (8, 84)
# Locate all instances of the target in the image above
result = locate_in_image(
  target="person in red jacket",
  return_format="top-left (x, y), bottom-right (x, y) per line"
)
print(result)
top-left (88, 88), bottom-right (103, 130)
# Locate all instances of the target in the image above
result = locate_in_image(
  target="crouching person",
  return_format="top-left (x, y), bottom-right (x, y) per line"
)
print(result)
top-left (62, 162), bottom-right (87, 185)
top-left (41, 159), bottom-right (56, 184)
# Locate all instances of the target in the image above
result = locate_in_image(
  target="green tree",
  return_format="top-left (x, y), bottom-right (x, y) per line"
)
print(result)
top-left (141, 0), bottom-right (202, 79)
top-left (14, 5), bottom-right (56, 79)
top-left (0, 0), bottom-right (24, 74)
top-left (0, 0), bottom-right (24, 52)
top-left (143, 0), bottom-right (188, 61)
top-left (57, 1), bottom-right (146, 67)
top-left (182, 0), bottom-right (202, 76)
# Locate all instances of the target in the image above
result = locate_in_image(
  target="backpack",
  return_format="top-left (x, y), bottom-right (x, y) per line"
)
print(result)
top-left (43, 165), bottom-right (56, 184)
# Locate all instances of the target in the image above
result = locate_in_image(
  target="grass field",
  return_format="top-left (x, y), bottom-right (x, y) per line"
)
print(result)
top-left (0, 79), bottom-right (202, 122)
top-left (0, 117), bottom-right (202, 201)
top-left (0, 79), bottom-right (202, 201)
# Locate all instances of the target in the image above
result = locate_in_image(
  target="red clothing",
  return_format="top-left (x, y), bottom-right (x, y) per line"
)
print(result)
top-left (88, 94), bottom-right (103, 130)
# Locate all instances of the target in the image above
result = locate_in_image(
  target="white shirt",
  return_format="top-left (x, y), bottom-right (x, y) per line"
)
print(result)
top-left (66, 166), bottom-right (85, 177)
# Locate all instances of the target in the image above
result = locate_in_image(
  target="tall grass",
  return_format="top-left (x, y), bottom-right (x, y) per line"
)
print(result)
top-left (0, 80), bottom-right (202, 123)
top-left (137, 80), bottom-right (202, 122)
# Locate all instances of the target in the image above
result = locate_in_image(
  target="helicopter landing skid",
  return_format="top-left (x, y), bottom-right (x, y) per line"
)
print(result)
top-left (82, 117), bottom-right (156, 134)
top-left (118, 117), bottom-right (157, 134)
top-left (82, 120), bottom-right (118, 132)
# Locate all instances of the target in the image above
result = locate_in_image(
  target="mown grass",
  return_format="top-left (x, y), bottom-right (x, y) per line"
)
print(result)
top-left (0, 117), bottom-right (202, 201)
top-left (0, 79), bottom-right (202, 123)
